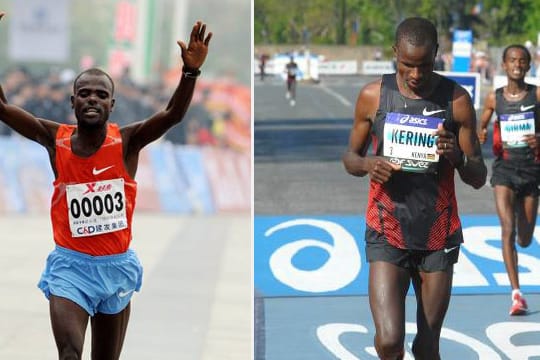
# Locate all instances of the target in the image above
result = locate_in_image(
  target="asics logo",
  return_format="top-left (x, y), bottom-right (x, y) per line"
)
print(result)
top-left (92, 165), bottom-right (114, 176)
top-left (118, 289), bottom-right (134, 298)
top-left (443, 246), bottom-right (459, 254)
top-left (399, 114), bottom-right (427, 125)
top-left (520, 104), bottom-right (535, 112)
top-left (422, 108), bottom-right (445, 116)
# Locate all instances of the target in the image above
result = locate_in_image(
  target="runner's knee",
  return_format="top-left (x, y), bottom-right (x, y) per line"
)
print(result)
top-left (374, 331), bottom-right (404, 358)
top-left (57, 344), bottom-right (83, 360)
top-left (517, 235), bottom-right (532, 248)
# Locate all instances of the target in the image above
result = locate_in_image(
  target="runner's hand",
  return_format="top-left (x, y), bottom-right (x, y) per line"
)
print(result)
top-left (434, 123), bottom-right (462, 167)
top-left (367, 157), bottom-right (400, 184)
top-left (477, 127), bottom-right (487, 144)
top-left (178, 21), bottom-right (212, 70)
top-left (523, 134), bottom-right (538, 149)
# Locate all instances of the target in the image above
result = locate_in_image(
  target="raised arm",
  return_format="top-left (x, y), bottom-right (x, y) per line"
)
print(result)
top-left (0, 12), bottom-right (57, 150)
top-left (122, 21), bottom-right (212, 152)
top-left (342, 80), bottom-right (400, 184)
top-left (452, 85), bottom-right (487, 189)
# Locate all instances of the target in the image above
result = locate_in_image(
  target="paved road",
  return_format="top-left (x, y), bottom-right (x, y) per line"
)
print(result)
top-left (0, 213), bottom-right (250, 360)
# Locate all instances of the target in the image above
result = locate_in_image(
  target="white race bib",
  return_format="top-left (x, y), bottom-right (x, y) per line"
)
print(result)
top-left (499, 111), bottom-right (535, 148)
top-left (66, 178), bottom-right (127, 237)
top-left (383, 112), bottom-right (443, 173)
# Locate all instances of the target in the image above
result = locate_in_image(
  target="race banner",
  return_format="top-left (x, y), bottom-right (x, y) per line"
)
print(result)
top-left (8, 0), bottom-right (70, 62)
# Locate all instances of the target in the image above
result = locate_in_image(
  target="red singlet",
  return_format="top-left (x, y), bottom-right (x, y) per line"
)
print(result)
top-left (50, 123), bottom-right (137, 255)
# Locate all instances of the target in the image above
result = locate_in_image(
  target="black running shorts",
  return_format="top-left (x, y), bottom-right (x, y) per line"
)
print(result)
top-left (491, 157), bottom-right (540, 197)
top-left (366, 241), bottom-right (460, 272)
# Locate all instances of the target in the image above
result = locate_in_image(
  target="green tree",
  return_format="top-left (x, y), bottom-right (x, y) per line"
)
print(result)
top-left (255, 0), bottom-right (540, 48)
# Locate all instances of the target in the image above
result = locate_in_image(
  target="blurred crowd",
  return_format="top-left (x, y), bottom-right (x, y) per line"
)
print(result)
top-left (0, 66), bottom-right (250, 153)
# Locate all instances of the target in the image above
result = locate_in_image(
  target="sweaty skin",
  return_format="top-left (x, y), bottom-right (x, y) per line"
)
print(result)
top-left (343, 17), bottom-right (486, 360)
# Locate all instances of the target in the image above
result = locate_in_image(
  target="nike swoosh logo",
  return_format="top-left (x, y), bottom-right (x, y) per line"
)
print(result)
top-left (444, 246), bottom-right (459, 254)
top-left (520, 104), bottom-right (535, 111)
top-left (118, 290), bottom-right (134, 298)
top-left (92, 165), bottom-right (114, 176)
top-left (422, 108), bottom-right (445, 116)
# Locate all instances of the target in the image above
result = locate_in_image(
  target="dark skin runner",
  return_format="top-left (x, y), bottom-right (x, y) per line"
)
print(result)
top-left (0, 11), bottom-right (212, 360)
top-left (343, 17), bottom-right (485, 360)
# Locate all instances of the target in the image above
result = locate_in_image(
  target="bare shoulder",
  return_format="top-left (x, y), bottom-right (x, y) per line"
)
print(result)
top-left (357, 78), bottom-right (382, 102)
top-left (451, 81), bottom-right (472, 100)
top-left (36, 118), bottom-right (61, 146)
top-left (354, 78), bottom-right (382, 118)
top-left (450, 80), bottom-right (475, 109)
top-left (483, 89), bottom-right (496, 106)
top-left (119, 121), bottom-right (141, 146)
top-left (449, 82), bottom-right (476, 125)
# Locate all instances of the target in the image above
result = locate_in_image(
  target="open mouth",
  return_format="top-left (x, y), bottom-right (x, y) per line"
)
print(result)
top-left (84, 107), bottom-right (99, 115)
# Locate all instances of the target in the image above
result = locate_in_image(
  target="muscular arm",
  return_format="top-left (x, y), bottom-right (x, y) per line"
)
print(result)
top-left (121, 21), bottom-right (212, 156)
top-left (478, 90), bottom-right (495, 144)
top-left (342, 80), bottom-right (399, 183)
top-left (452, 86), bottom-right (487, 189)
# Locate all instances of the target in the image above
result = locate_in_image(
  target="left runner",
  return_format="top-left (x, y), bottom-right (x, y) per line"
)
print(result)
top-left (0, 12), bottom-right (212, 359)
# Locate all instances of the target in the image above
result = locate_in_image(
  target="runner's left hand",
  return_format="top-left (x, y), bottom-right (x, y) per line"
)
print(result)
top-left (178, 21), bottom-right (212, 70)
top-left (523, 133), bottom-right (539, 149)
top-left (434, 123), bottom-right (462, 167)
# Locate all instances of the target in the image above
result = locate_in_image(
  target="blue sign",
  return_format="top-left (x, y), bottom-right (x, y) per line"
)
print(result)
top-left (452, 29), bottom-right (473, 72)
top-left (254, 215), bottom-right (540, 297)
top-left (438, 71), bottom-right (481, 109)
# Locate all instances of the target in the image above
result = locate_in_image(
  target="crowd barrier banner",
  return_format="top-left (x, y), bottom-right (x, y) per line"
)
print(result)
top-left (318, 61), bottom-right (357, 75)
top-left (0, 136), bottom-right (249, 214)
top-left (202, 147), bottom-right (251, 212)
top-left (361, 60), bottom-right (394, 75)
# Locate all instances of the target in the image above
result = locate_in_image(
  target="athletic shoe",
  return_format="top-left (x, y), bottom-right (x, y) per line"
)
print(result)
top-left (290, 99), bottom-right (296, 106)
top-left (509, 292), bottom-right (528, 315)
top-left (286, 92), bottom-right (291, 99)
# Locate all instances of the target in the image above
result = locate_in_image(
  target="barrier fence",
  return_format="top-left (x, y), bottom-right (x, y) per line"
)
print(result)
top-left (0, 136), bottom-right (250, 214)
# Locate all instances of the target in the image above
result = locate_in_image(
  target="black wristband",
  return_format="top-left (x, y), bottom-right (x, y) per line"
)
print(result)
top-left (182, 66), bottom-right (201, 79)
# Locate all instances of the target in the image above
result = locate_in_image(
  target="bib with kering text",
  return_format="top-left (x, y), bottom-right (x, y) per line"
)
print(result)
top-left (383, 112), bottom-right (443, 173)
top-left (499, 111), bottom-right (535, 148)
top-left (66, 178), bottom-right (127, 238)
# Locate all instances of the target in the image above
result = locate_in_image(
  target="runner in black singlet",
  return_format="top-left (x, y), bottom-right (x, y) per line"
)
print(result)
top-left (343, 17), bottom-right (486, 359)
top-left (478, 44), bottom-right (540, 316)
top-left (285, 56), bottom-right (298, 106)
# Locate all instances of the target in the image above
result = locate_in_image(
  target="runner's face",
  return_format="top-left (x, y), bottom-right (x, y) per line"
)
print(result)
top-left (502, 48), bottom-right (530, 80)
top-left (394, 40), bottom-right (436, 93)
top-left (71, 74), bottom-right (115, 128)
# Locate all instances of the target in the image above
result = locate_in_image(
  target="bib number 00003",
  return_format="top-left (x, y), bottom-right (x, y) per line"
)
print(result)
top-left (66, 178), bottom-right (128, 237)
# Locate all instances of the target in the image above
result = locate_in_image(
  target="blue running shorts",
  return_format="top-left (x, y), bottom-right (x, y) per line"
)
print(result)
top-left (38, 245), bottom-right (143, 316)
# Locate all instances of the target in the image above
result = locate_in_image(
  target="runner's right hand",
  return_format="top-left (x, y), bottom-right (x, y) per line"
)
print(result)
top-left (478, 128), bottom-right (487, 144)
top-left (368, 157), bottom-right (400, 184)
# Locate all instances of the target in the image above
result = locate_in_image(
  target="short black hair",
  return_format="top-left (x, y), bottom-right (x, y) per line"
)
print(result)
top-left (73, 68), bottom-right (115, 94)
top-left (395, 17), bottom-right (438, 49)
top-left (502, 44), bottom-right (531, 64)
